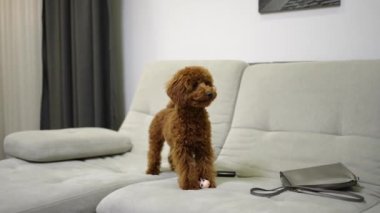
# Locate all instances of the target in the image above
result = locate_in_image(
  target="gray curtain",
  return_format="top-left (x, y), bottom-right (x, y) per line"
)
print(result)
top-left (41, 0), bottom-right (125, 130)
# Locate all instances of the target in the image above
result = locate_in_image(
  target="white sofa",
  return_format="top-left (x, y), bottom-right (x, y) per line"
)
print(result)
top-left (0, 60), bottom-right (247, 213)
top-left (1, 60), bottom-right (380, 213)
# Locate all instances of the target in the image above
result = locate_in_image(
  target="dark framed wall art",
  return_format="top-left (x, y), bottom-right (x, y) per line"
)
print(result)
top-left (259, 0), bottom-right (341, 14)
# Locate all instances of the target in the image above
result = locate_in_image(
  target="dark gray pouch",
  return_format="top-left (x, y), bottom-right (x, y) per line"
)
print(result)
top-left (250, 163), bottom-right (364, 202)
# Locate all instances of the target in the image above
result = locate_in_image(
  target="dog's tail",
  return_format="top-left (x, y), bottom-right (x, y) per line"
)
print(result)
top-left (166, 101), bottom-right (175, 108)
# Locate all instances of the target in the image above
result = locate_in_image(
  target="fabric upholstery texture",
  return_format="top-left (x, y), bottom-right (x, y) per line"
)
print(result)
top-left (97, 177), bottom-right (380, 213)
top-left (0, 156), bottom-right (174, 213)
top-left (1, 60), bottom-right (380, 213)
top-left (0, 60), bottom-right (248, 213)
top-left (98, 59), bottom-right (380, 213)
top-left (216, 60), bottom-right (380, 184)
top-left (229, 61), bottom-right (380, 137)
top-left (4, 128), bottom-right (132, 162)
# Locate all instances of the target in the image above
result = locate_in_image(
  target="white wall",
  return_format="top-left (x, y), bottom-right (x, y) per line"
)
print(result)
top-left (123, 0), bottom-right (380, 109)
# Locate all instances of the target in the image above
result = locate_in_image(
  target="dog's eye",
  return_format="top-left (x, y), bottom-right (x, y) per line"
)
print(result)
top-left (192, 82), bottom-right (198, 89)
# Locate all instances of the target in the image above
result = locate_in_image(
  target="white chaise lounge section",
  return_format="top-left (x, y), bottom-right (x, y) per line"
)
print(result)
top-left (0, 60), bottom-right (248, 213)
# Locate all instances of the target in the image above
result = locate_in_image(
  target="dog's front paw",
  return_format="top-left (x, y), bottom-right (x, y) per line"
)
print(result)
top-left (209, 181), bottom-right (217, 188)
top-left (180, 181), bottom-right (201, 190)
top-left (146, 168), bottom-right (160, 175)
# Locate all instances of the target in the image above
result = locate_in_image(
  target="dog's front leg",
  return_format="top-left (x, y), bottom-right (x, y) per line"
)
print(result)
top-left (196, 145), bottom-right (217, 188)
top-left (197, 156), bottom-right (217, 188)
top-left (174, 150), bottom-right (200, 190)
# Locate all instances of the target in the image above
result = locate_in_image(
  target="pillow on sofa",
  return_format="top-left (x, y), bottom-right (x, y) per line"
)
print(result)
top-left (4, 128), bottom-right (132, 162)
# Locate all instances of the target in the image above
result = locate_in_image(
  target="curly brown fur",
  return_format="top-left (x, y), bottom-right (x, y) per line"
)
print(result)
top-left (146, 66), bottom-right (217, 190)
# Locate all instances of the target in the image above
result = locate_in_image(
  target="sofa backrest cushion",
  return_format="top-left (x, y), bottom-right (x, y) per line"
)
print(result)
top-left (216, 60), bottom-right (380, 185)
top-left (119, 60), bottom-right (248, 156)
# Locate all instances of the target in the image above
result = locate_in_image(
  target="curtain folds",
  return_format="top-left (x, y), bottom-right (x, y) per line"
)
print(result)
top-left (41, 0), bottom-right (125, 130)
top-left (0, 0), bottom-right (43, 159)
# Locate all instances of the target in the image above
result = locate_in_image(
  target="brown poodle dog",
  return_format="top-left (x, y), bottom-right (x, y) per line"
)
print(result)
top-left (146, 66), bottom-right (217, 190)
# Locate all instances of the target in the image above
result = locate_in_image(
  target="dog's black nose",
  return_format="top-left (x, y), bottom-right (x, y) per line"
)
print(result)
top-left (206, 92), bottom-right (213, 98)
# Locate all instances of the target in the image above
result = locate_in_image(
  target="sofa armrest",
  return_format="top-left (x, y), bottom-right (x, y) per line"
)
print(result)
top-left (4, 127), bottom-right (132, 162)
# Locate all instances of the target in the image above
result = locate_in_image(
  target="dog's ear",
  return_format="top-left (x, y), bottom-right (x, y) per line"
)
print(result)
top-left (166, 73), bottom-right (191, 106)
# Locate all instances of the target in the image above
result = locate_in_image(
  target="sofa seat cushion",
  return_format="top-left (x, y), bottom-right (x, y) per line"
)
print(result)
top-left (0, 154), bottom-right (175, 213)
top-left (96, 177), bottom-right (380, 213)
top-left (4, 128), bottom-right (132, 162)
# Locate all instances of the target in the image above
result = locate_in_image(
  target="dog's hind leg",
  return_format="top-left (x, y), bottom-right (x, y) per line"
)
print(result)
top-left (146, 137), bottom-right (164, 175)
top-left (146, 113), bottom-right (166, 175)
top-left (168, 151), bottom-right (175, 171)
